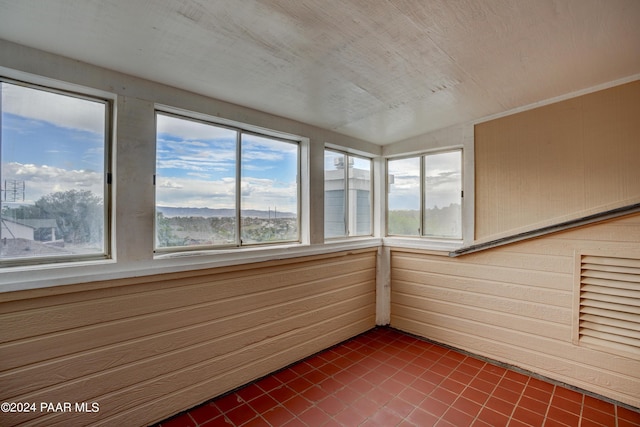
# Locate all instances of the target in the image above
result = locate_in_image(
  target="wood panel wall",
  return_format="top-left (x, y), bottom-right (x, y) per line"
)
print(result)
top-left (475, 80), bottom-right (640, 241)
top-left (0, 249), bottom-right (377, 427)
top-left (390, 213), bottom-right (640, 408)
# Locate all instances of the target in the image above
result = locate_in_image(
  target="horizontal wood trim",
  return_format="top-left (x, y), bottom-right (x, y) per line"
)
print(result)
top-left (0, 268), bottom-right (374, 372)
top-left (451, 203), bottom-right (640, 257)
top-left (390, 214), bottom-right (640, 408)
top-left (1, 284), bottom-right (375, 397)
top-left (0, 252), bottom-right (376, 342)
top-left (393, 269), bottom-right (571, 307)
top-left (100, 320), bottom-right (374, 427)
top-left (391, 296), bottom-right (569, 341)
top-left (0, 248), bottom-right (379, 305)
top-left (392, 281), bottom-right (570, 324)
top-left (6, 306), bottom-right (375, 426)
top-left (392, 251), bottom-right (572, 290)
top-left (0, 250), bottom-right (377, 426)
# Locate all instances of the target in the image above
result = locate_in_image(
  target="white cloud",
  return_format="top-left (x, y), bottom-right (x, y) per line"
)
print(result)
top-left (156, 176), bottom-right (236, 209)
top-left (156, 175), bottom-right (297, 213)
top-left (156, 114), bottom-right (236, 141)
top-left (2, 82), bottom-right (105, 134)
top-left (156, 137), bottom-right (236, 174)
top-left (1, 162), bottom-right (104, 204)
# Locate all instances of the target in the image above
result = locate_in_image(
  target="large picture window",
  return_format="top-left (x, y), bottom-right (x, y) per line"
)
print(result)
top-left (0, 79), bottom-right (110, 265)
top-left (387, 150), bottom-right (462, 239)
top-left (155, 112), bottom-right (299, 250)
top-left (324, 149), bottom-right (372, 239)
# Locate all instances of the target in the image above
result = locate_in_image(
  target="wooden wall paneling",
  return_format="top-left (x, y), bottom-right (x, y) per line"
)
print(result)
top-left (103, 318), bottom-right (375, 427)
top-left (391, 279), bottom-right (571, 326)
top-left (0, 276), bottom-right (374, 398)
top-left (0, 249), bottom-right (377, 427)
top-left (392, 250), bottom-right (573, 291)
top-left (0, 264), bottom-right (375, 373)
top-left (391, 315), bottom-right (640, 405)
top-left (582, 83), bottom-right (640, 207)
top-left (392, 269), bottom-right (572, 307)
top-left (9, 307), bottom-right (375, 427)
top-left (474, 80), bottom-right (640, 240)
top-left (389, 214), bottom-right (640, 408)
top-left (0, 253), bottom-right (375, 343)
top-left (391, 292), bottom-right (569, 340)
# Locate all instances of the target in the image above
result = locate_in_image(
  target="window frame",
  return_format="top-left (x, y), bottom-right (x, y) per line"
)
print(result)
top-left (0, 76), bottom-right (113, 268)
top-left (386, 148), bottom-right (463, 241)
top-left (154, 109), bottom-right (302, 253)
top-left (323, 148), bottom-right (374, 240)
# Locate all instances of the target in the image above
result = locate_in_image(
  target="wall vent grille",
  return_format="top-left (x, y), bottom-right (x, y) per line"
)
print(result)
top-left (576, 253), bottom-right (640, 357)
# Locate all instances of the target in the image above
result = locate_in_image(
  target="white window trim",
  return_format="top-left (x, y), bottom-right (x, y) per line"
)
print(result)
top-left (154, 106), bottom-right (307, 254)
top-left (0, 67), bottom-right (471, 293)
top-left (0, 73), bottom-right (115, 268)
top-left (0, 238), bottom-right (382, 293)
top-left (385, 148), bottom-right (465, 246)
top-left (323, 147), bottom-right (374, 240)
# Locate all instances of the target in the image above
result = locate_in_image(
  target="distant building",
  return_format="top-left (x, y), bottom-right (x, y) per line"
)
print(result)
top-left (324, 165), bottom-right (371, 237)
top-left (0, 217), bottom-right (58, 242)
top-left (1, 217), bottom-right (35, 241)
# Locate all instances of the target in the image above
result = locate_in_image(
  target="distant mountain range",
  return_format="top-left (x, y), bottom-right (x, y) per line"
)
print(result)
top-left (157, 206), bottom-right (296, 219)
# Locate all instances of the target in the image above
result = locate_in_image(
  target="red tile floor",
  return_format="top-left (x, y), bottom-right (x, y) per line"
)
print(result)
top-left (155, 327), bottom-right (640, 427)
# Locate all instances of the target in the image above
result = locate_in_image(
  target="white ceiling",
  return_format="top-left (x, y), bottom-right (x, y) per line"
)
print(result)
top-left (1, 0), bottom-right (639, 145)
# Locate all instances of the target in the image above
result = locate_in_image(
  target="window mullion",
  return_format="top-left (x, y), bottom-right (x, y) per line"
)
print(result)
top-left (420, 156), bottom-right (425, 236)
top-left (236, 132), bottom-right (242, 246)
top-left (344, 154), bottom-right (349, 236)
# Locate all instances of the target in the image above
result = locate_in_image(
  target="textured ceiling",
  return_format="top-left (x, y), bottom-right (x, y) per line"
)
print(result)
top-left (1, 0), bottom-right (639, 144)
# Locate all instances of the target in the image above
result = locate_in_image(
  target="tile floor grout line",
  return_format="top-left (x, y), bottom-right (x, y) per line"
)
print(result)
top-left (155, 328), bottom-right (640, 427)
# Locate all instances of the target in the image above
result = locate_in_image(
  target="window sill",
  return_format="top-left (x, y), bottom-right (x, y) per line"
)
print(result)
top-left (153, 238), bottom-right (381, 266)
top-left (0, 239), bottom-right (382, 295)
top-left (383, 236), bottom-right (463, 254)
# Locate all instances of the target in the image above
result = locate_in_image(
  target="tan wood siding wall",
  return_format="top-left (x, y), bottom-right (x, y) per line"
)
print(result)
top-left (0, 249), bottom-right (377, 427)
top-left (390, 214), bottom-right (640, 408)
top-left (475, 80), bottom-right (640, 241)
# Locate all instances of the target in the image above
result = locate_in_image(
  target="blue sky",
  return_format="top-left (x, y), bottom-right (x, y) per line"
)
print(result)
top-left (1, 82), bottom-right (105, 205)
top-left (3, 81), bottom-right (456, 216)
top-left (2, 113), bottom-right (104, 171)
top-left (0, 82), bottom-right (298, 214)
top-left (156, 113), bottom-right (298, 213)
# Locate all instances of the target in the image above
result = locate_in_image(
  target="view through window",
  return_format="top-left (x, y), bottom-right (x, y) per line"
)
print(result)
top-left (324, 149), bottom-right (372, 238)
top-left (155, 112), bottom-right (299, 250)
top-left (0, 81), bottom-right (108, 264)
top-left (387, 150), bottom-right (462, 239)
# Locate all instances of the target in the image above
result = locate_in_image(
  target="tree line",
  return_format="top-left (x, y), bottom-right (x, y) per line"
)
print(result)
top-left (2, 190), bottom-right (103, 244)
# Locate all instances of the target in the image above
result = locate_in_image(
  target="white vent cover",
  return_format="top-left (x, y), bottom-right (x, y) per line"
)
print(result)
top-left (574, 251), bottom-right (640, 358)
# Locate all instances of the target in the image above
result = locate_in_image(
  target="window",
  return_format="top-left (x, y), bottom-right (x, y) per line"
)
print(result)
top-left (155, 112), bottom-right (299, 250)
top-left (324, 149), bottom-right (372, 239)
top-left (0, 79), bottom-right (110, 265)
top-left (387, 150), bottom-right (462, 239)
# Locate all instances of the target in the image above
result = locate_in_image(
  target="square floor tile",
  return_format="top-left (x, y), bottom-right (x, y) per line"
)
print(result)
top-left (154, 328), bottom-right (637, 427)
